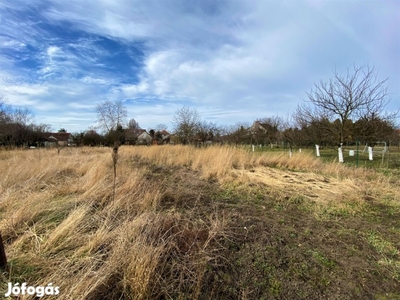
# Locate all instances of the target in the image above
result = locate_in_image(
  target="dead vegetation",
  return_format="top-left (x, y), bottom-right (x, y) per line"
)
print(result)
top-left (0, 145), bottom-right (399, 299)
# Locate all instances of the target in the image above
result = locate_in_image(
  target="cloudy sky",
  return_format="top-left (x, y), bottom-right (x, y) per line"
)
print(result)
top-left (0, 0), bottom-right (399, 132)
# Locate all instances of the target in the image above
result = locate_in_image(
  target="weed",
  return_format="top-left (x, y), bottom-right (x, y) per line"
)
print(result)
top-left (367, 230), bottom-right (399, 257)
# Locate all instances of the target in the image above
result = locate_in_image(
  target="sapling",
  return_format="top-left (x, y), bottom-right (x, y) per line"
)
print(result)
top-left (112, 142), bottom-right (119, 202)
top-left (56, 144), bottom-right (66, 155)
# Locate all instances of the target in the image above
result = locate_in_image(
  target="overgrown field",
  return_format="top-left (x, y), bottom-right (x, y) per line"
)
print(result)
top-left (0, 145), bottom-right (399, 299)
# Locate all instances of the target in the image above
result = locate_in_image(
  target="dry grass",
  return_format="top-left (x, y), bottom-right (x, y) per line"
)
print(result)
top-left (0, 145), bottom-right (399, 299)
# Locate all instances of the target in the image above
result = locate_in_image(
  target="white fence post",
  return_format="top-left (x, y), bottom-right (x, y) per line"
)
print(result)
top-left (368, 147), bottom-right (373, 161)
top-left (315, 145), bottom-right (320, 157)
top-left (338, 146), bottom-right (344, 163)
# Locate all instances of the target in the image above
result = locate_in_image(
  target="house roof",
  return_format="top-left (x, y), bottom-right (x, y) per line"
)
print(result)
top-left (42, 132), bottom-right (71, 142)
top-left (159, 129), bottom-right (170, 136)
top-left (125, 128), bottom-right (146, 138)
top-left (252, 121), bottom-right (276, 133)
top-left (137, 131), bottom-right (151, 138)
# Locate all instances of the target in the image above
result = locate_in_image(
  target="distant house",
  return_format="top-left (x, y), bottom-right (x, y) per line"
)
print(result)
top-left (125, 128), bottom-right (144, 145)
top-left (41, 132), bottom-right (72, 147)
top-left (251, 121), bottom-right (276, 134)
top-left (158, 130), bottom-right (171, 144)
top-left (137, 131), bottom-right (152, 145)
top-left (251, 121), bottom-right (279, 146)
top-left (124, 128), bottom-right (153, 145)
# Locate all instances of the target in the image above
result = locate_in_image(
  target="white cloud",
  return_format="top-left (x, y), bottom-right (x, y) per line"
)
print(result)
top-left (47, 46), bottom-right (60, 57)
top-left (2, 84), bottom-right (49, 96)
top-left (119, 82), bottom-right (149, 96)
top-left (0, 38), bottom-right (26, 49)
top-left (81, 76), bottom-right (110, 85)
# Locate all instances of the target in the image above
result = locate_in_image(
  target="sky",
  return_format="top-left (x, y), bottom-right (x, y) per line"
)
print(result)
top-left (0, 0), bottom-right (399, 133)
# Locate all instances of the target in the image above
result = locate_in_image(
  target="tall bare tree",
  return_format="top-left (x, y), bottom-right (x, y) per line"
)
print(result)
top-left (127, 118), bottom-right (140, 130)
top-left (252, 116), bottom-right (282, 146)
top-left (96, 99), bottom-right (127, 133)
top-left (155, 123), bottom-right (168, 132)
top-left (172, 106), bottom-right (200, 144)
top-left (224, 122), bottom-right (251, 145)
top-left (197, 120), bottom-right (218, 145)
top-left (297, 64), bottom-right (393, 145)
top-left (0, 97), bottom-right (11, 124)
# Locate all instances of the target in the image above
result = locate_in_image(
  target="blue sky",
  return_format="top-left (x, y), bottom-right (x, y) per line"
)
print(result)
top-left (0, 0), bottom-right (399, 133)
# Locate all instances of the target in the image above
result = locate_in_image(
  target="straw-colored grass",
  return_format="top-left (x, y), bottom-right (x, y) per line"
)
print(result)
top-left (0, 145), bottom-right (399, 299)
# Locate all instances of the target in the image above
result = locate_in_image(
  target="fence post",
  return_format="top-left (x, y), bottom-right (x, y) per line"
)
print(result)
top-left (338, 144), bottom-right (344, 163)
top-left (0, 233), bottom-right (7, 270)
top-left (356, 139), bottom-right (359, 167)
top-left (368, 146), bottom-right (373, 161)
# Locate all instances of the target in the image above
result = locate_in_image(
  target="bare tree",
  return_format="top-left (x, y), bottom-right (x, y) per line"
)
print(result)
top-left (155, 123), bottom-right (168, 132)
top-left (224, 122), bottom-right (251, 145)
top-left (96, 99), bottom-right (127, 133)
top-left (252, 116), bottom-right (283, 146)
top-left (172, 106), bottom-right (200, 144)
top-left (0, 97), bottom-right (12, 124)
top-left (11, 107), bottom-right (34, 125)
top-left (354, 115), bottom-right (395, 145)
top-left (297, 64), bottom-right (393, 145)
top-left (280, 114), bottom-right (297, 150)
top-left (127, 118), bottom-right (140, 130)
top-left (0, 99), bottom-right (35, 147)
top-left (196, 120), bottom-right (218, 145)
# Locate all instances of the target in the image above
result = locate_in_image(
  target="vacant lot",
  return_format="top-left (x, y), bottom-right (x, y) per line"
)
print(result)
top-left (0, 145), bottom-right (399, 299)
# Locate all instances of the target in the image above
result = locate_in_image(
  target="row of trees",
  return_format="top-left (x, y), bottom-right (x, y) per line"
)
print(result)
top-left (223, 116), bottom-right (398, 148)
top-left (0, 98), bottom-right (52, 147)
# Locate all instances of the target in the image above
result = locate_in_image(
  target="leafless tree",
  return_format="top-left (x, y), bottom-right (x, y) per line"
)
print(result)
top-left (0, 97), bottom-right (11, 124)
top-left (96, 99), bottom-right (127, 133)
top-left (127, 118), bottom-right (140, 130)
top-left (155, 123), bottom-right (168, 132)
top-left (196, 120), bottom-right (218, 145)
top-left (297, 64), bottom-right (393, 145)
top-left (0, 98), bottom-right (36, 147)
top-left (172, 106), bottom-right (200, 144)
top-left (354, 115), bottom-right (395, 145)
top-left (224, 122), bottom-right (251, 145)
top-left (252, 116), bottom-right (283, 146)
top-left (11, 107), bottom-right (34, 125)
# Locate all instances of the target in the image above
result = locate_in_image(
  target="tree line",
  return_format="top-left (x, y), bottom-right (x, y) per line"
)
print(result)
top-left (0, 98), bottom-right (52, 148)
